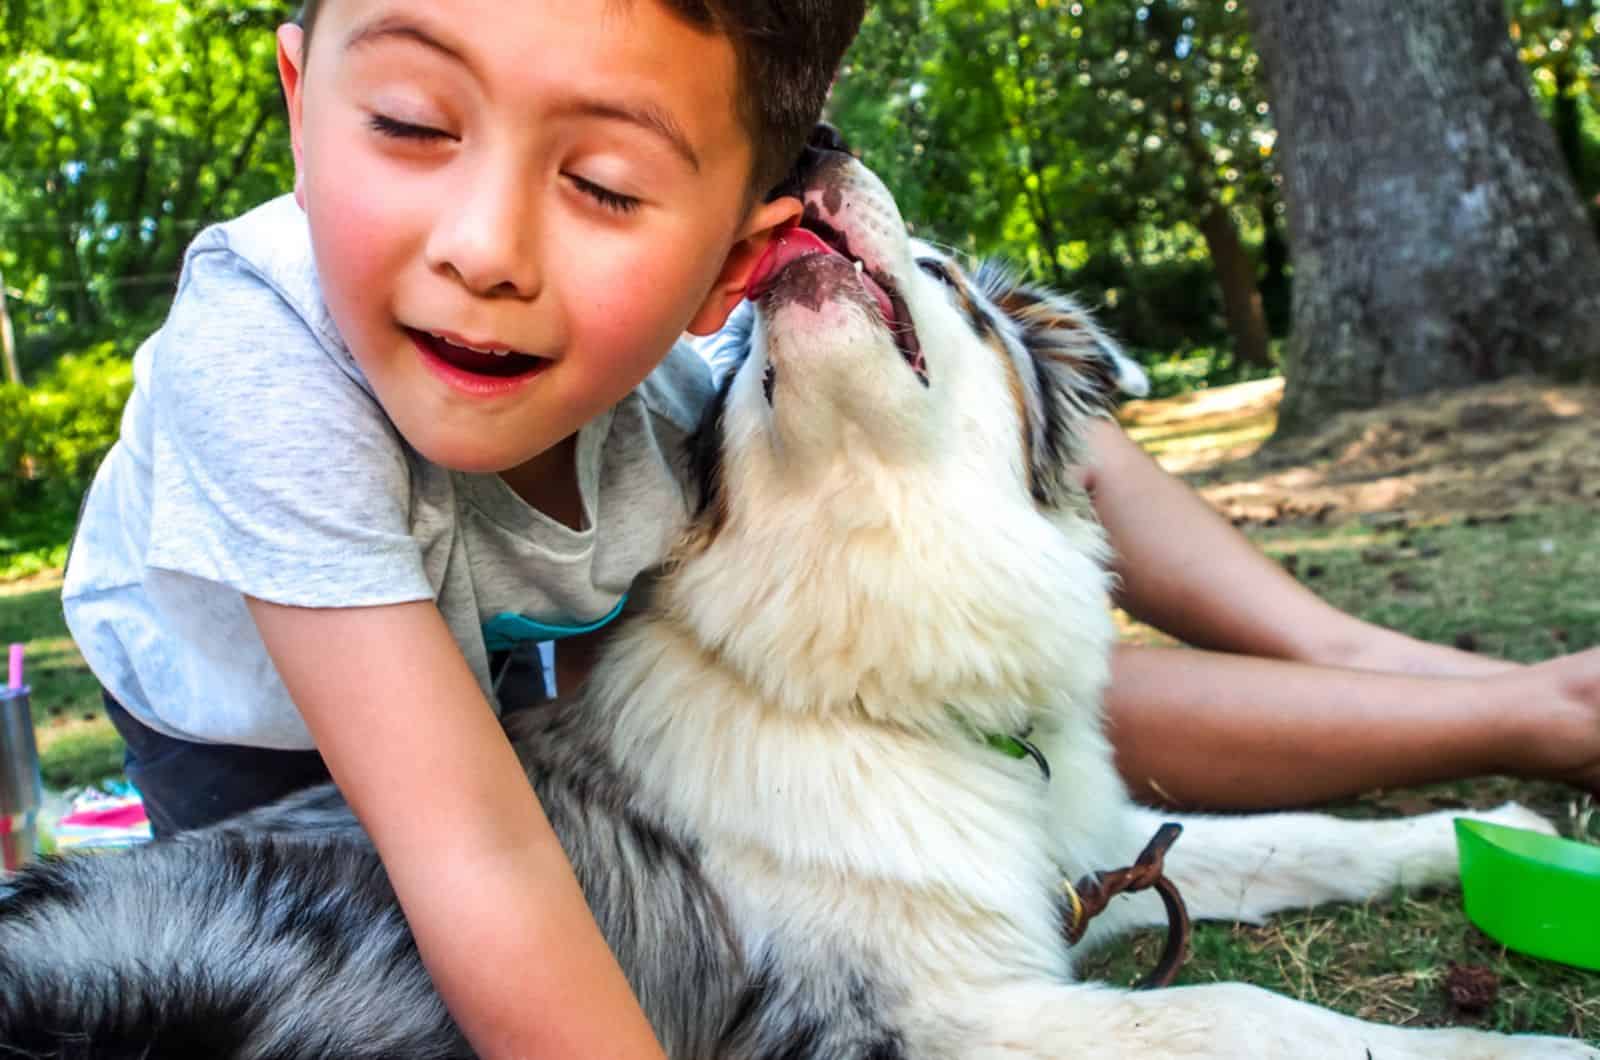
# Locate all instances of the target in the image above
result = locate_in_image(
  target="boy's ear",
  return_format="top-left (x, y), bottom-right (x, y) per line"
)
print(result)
top-left (686, 196), bottom-right (806, 336)
top-left (277, 24), bottom-right (309, 210)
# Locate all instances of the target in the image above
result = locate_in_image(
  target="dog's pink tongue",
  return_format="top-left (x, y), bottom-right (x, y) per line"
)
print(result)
top-left (745, 226), bottom-right (897, 326)
top-left (746, 227), bottom-right (836, 298)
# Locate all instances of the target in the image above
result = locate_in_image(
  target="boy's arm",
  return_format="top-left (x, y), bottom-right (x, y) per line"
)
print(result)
top-left (247, 597), bottom-right (666, 1060)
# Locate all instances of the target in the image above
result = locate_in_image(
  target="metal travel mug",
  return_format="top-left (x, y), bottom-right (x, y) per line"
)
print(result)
top-left (1, 644), bottom-right (41, 872)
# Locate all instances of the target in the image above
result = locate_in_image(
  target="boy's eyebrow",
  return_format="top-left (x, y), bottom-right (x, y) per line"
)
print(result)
top-left (343, 15), bottom-right (702, 173)
top-left (344, 15), bottom-right (468, 67)
top-left (565, 99), bottom-right (701, 173)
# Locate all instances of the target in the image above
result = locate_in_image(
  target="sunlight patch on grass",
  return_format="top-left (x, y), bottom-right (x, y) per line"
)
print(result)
top-left (1124, 415), bottom-right (1276, 462)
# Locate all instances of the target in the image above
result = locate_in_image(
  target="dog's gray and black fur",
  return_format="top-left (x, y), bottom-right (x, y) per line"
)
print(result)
top-left (0, 699), bottom-right (909, 1059)
top-left (0, 706), bottom-right (898, 1057)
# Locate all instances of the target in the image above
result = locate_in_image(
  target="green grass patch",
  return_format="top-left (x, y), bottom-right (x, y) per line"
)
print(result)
top-left (0, 575), bottom-right (124, 790)
top-left (1106, 506), bottom-right (1600, 1039)
top-left (1252, 507), bottom-right (1600, 662)
top-left (37, 724), bottom-right (126, 789)
top-left (1084, 891), bottom-right (1600, 1038)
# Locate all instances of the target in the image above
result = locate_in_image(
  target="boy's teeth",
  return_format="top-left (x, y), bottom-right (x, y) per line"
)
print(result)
top-left (437, 333), bottom-right (513, 356)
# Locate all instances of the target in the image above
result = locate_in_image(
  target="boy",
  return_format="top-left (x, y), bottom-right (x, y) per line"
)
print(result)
top-left (61, 1), bottom-right (865, 1055)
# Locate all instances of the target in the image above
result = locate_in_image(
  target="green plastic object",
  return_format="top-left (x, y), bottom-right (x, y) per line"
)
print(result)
top-left (1454, 817), bottom-right (1600, 970)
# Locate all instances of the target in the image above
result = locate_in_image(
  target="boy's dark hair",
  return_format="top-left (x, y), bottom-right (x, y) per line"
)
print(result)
top-left (295, 1), bottom-right (865, 196)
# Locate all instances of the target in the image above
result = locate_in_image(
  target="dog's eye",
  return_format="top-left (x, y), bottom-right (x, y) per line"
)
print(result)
top-left (917, 259), bottom-right (958, 288)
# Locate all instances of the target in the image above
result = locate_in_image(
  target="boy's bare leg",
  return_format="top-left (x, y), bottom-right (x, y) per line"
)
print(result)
top-left (1081, 418), bottom-right (1600, 807)
top-left (1107, 644), bottom-right (1600, 808)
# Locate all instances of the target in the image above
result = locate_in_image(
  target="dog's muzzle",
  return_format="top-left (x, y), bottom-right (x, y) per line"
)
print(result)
top-left (747, 130), bottom-right (928, 387)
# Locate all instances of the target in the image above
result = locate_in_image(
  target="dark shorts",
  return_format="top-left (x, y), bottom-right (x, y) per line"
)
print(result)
top-left (102, 692), bottom-right (333, 838)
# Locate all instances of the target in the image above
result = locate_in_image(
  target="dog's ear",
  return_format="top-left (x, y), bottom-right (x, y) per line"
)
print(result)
top-left (977, 263), bottom-right (1148, 410)
top-left (975, 263), bottom-right (1148, 508)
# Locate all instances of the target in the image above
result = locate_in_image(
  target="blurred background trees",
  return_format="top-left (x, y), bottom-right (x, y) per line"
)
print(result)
top-left (829, 0), bottom-right (1600, 419)
top-left (1, 0), bottom-right (293, 372)
top-left (1, 0), bottom-right (1597, 542)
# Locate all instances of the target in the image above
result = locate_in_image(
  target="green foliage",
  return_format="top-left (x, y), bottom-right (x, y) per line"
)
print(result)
top-left (834, 3), bottom-right (1274, 277)
top-left (1139, 341), bottom-right (1281, 399)
top-left (0, 344), bottom-right (132, 576)
top-left (1511, 0), bottom-right (1599, 205)
top-left (1, 0), bottom-right (1595, 394)
top-left (830, 0), bottom-right (1595, 381)
top-left (0, 0), bottom-right (297, 354)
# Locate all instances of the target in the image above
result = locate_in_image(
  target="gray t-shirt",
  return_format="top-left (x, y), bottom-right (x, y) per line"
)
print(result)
top-left (62, 195), bottom-right (712, 750)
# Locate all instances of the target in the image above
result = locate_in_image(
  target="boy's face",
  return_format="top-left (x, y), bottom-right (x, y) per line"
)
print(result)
top-left (278, 0), bottom-right (799, 475)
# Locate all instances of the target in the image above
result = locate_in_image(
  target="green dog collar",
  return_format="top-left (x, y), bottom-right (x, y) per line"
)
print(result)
top-left (947, 706), bottom-right (1051, 781)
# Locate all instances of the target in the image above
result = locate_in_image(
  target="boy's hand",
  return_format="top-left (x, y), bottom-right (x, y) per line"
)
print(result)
top-left (247, 597), bottom-right (667, 1060)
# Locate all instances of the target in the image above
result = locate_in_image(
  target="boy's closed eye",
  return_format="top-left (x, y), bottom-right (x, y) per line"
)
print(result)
top-left (564, 173), bottom-right (642, 215)
top-left (368, 112), bottom-right (454, 142)
top-left (366, 113), bottom-right (643, 215)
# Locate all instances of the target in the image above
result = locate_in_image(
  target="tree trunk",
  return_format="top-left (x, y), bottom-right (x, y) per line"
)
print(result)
top-left (0, 268), bottom-right (18, 387)
top-left (1551, 62), bottom-right (1584, 193)
top-left (1258, 197), bottom-right (1291, 337)
top-left (1249, 0), bottom-right (1600, 437)
top-left (1197, 205), bottom-right (1273, 367)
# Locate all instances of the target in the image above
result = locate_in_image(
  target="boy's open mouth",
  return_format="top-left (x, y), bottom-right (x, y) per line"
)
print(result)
top-left (408, 328), bottom-right (546, 379)
top-left (746, 221), bottom-right (924, 381)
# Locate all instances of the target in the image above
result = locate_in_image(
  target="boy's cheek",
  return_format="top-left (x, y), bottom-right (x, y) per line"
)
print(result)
top-left (582, 282), bottom-right (707, 376)
top-left (573, 235), bottom-right (730, 346)
top-left (301, 153), bottom-right (420, 313)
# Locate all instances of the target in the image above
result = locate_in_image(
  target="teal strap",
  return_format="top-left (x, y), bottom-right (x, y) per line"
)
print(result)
top-left (482, 596), bottom-right (628, 652)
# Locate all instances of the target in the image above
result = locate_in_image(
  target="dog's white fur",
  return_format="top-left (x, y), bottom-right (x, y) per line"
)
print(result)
top-left (582, 156), bottom-right (1595, 1058)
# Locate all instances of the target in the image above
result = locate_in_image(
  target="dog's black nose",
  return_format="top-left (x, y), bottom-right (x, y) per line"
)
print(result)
top-left (807, 122), bottom-right (853, 155)
top-left (767, 123), bottom-right (856, 202)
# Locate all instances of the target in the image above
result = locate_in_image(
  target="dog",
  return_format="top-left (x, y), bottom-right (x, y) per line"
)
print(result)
top-left (1, 146), bottom-right (1594, 1060)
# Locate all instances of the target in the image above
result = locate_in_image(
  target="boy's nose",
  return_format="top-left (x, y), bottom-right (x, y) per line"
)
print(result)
top-left (427, 177), bottom-right (542, 299)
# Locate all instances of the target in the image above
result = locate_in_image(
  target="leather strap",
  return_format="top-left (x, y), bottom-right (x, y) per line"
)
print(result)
top-left (1061, 822), bottom-right (1190, 990)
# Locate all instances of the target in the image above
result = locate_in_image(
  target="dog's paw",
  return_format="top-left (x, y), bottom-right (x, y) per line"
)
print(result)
top-left (1393, 803), bottom-right (1553, 890)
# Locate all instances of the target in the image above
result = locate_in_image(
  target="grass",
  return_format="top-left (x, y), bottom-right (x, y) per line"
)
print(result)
top-left (1097, 377), bottom-right (1600, 1040)
top-left (1254, 506), bottom-right (1600, 664)
top-left (1092, 504), bottom-right (1600, 1038)
top-left (0, 573), bottom-right (123, 789)
top-left (1084, 895), bottom-right (1600, 1039)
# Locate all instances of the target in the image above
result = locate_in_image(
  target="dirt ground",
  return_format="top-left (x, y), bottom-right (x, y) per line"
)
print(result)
top-left (1120, 376), bottom-right (1600, 526)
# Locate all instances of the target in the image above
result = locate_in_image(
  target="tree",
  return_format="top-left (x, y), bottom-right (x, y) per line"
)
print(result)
top-left (1511, 0), bottom-right (1599, 227)
top-left (832, 0), bottom-right (1283, 365)
top-left (1138, 0), bottom-right (1274, 368)
top-left (0, 0), bottom-right (295, 355)
top-left (1250, 0), bottom-right (1600, 435)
